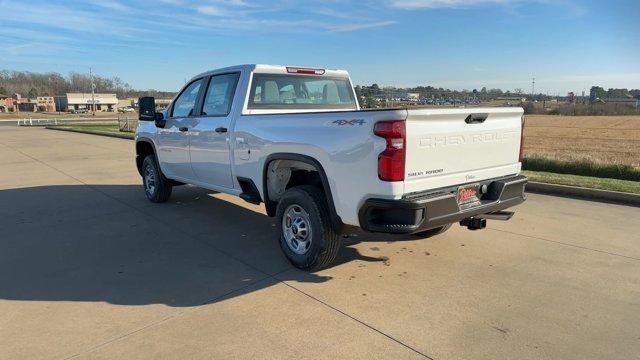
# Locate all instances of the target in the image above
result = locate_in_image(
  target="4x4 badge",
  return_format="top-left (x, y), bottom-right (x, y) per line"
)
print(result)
top-left (333, 119), bottom-right (364, 126)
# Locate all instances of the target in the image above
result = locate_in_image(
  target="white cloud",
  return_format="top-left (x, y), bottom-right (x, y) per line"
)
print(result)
top-left (389, 0), bottom-right (512, 9)
top-left (222, 0), bottom-right (251, 6)
top-left (329, 20), bottom-right (397, 32)
top-left (91, 0), bottom-right (130, 12)
top-left (195, 5), bottom-right (230, 16)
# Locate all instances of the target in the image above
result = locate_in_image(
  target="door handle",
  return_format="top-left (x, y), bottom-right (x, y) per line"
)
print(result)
top-left (179, 127), bottom-right (188, 132)
top-left (215, 127), bottom-right (228, 133)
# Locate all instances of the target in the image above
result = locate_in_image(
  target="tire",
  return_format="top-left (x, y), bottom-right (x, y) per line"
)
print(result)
top-left (413, 224), bottom-right (452, 238)
top-left (142, 155), bottom-right (172, 203)
top-left (276, 185), bottom-right (341, 271)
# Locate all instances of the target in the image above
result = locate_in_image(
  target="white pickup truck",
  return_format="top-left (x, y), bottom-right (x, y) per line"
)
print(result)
top-left (135, 64), bottom-right (527, 270)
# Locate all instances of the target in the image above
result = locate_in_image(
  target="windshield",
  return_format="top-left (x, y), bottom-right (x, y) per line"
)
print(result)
top-left (248, 73), bottom-right (357, 110)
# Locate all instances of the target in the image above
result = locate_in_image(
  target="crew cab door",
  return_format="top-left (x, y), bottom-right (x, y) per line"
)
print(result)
top-left (188, 73), bottom-right (240, 189)
top-left (156, 78), bottom-right (203, 180)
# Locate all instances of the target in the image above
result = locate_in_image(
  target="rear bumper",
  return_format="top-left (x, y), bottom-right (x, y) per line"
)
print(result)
top-left (358, 175), bottom-right (527, 234)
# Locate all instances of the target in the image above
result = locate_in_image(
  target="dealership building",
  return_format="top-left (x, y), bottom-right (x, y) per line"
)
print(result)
top-left (55, 93), bottom-right (118, 112)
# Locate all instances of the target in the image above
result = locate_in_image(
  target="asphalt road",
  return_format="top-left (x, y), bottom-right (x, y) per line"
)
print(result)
top-left (1, 126), bottom-right (639, 359)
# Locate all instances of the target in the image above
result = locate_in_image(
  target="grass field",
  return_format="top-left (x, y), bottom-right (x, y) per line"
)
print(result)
top-left (47, 124), bottom-right (134, 139)
top-left (522, 170), bottom-right (640, 194)
top-left (57, 124), bottom-right (121, 132)
top-left (523, 115), bottom-right (640, 167)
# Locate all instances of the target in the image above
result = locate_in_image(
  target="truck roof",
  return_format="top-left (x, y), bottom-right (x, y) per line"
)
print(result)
top-left (190, 64), bottom-right (350, 83)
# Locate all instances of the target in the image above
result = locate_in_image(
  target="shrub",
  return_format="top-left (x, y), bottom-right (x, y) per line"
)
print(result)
top-left (522, 156), bottom-right (640, 182)
top-left (521, 101), bottom-right (536, 114)
top-left (520, 101), bottom-right (640, 116)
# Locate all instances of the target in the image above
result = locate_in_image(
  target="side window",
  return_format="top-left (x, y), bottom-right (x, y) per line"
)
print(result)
top-left (171, 79), bottom-right (202, 117)
top-left (201, 73), bottom-right (240, 116)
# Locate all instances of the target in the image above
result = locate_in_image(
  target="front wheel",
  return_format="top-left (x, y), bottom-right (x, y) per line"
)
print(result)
top-left (142, 155), bottom-right (172, 203)
top-left (276, 185), bottom-right (340, 271)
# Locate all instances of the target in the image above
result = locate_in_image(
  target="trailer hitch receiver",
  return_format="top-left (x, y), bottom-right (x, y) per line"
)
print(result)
top-left (460, 217), bottom-right (486, 230)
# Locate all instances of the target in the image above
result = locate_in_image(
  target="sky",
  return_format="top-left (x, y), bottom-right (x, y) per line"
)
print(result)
top-left (1, 0), bottom-right (638, 94)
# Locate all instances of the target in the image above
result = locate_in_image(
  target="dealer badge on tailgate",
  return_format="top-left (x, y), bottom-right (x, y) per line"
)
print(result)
top-left (457, 183), bottom-right (481, 209)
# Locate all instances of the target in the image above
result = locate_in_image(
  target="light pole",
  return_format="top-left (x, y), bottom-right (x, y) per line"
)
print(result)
top-left (90, 67), bottom-right (96, 116)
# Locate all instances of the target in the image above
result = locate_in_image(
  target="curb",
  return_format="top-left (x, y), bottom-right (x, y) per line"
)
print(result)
top-left (526, 181), bottom-right (640, 207)
top-left (45, 126), bottom-right (134, 140)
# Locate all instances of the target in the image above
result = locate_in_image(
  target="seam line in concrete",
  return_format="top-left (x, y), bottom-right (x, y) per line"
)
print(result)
top-left (279, 280), bottom-right (434, 359)
top-left (128, 204), bottom-right (434, 359)
top-left (487, 227), bottom-right (640, 261)
top-left (5, 136), bottom-right (433, 359)
top-left (63, 275), bottom-right (283, 359)
top-left (0, 142), bottom-right (296, 359)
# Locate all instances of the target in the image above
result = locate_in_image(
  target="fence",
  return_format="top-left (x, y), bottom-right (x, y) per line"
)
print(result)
top-left (17, 118), bottom-right (119, 126)
top-left (118, 116), bottom-right (138, 132)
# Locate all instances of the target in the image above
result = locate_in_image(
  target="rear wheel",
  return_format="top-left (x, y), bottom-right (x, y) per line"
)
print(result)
top-left (413, 224), bottom-right (452, 238)
top-left (276, 185), bottom-right (340, 271)
top-left (142, 155), bottom-right (172, 203)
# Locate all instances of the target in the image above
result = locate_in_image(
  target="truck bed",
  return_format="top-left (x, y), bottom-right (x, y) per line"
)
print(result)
top-left (233, 106), bottom-right (524, 226)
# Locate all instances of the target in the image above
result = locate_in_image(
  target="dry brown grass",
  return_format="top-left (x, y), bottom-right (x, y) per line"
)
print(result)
top-left (523, 115), bottom-right (640, 167)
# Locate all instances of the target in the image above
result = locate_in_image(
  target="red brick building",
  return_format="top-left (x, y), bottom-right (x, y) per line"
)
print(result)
top-left (0, 93), bottom-right (28, 112)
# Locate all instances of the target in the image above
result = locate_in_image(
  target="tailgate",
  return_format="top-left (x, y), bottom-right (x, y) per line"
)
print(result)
top-left (403, 108), bottom-right (523, 194)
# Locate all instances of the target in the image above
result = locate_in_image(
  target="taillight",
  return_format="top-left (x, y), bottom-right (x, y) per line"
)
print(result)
top-left (374, 120), bottom-right (406, 181)
top-left (519, 115), bottom-right (525, 162)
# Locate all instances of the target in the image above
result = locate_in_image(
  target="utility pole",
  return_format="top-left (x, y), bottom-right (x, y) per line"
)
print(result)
top-left (531, 77), bottom-right (535, 100)
top-left (90, 67), bottom-right (96, 116)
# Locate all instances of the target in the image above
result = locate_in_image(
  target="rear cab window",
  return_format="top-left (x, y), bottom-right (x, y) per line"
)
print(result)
top-left (247, 73), bottom-right (357, 111)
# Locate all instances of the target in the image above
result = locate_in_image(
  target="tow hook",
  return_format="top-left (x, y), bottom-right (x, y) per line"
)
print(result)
top-left (460, 217), bottom-right (486, 230)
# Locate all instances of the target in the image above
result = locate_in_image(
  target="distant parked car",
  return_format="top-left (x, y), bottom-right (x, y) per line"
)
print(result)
top-left (72, 108), bottom-right (89, 114)
top-left (119, 106), bottom-right (135, 113)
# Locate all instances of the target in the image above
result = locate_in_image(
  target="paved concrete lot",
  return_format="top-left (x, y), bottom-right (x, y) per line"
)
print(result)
top-left (1, 127), bottom-right (639, 359)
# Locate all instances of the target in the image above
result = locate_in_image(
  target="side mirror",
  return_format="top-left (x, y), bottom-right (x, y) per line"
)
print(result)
top-left (138, 96), bottom-right (166, 128)
top-left (138, 97), bottom-right (156, 121)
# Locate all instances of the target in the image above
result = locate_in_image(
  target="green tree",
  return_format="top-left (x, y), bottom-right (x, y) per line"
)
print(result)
top-left (590, 86), bottom-right (606, 102)
top-left (27, 87), bottom-right (38, 99)
top-left (0, 86), bottom-right (7, 95)
top-left (606, 88), bottom-right (629, 98)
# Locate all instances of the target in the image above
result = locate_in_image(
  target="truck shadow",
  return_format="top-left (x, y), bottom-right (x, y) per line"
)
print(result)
top-left (0, 184), bottom-right (396, 307)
